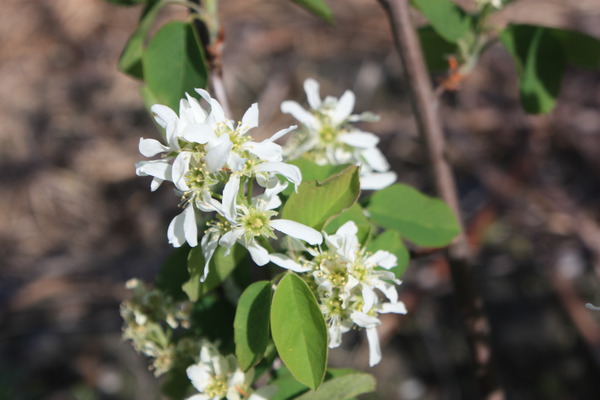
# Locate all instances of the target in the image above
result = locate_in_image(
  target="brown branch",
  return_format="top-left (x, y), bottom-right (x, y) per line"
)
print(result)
top-left (377, 0), bottom-right (503, 398)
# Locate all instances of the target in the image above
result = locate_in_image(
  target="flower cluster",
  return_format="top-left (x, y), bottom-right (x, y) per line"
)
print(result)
top-left (186, 340), bottom-right (275, 400)
top-left (136, 90), bottom-right (322, 279)
top-left (120, 279), bottom-right (198, 376)
top-left (281, 79), bottom-right (396, 190)
top-left (277, 221), bottom-right (407, 366)
top-left (476, 0), bottom-right (503, 9)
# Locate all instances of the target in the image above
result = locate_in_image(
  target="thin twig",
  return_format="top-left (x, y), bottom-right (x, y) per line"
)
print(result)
top-left (377, 0), bottom-right (502, 398)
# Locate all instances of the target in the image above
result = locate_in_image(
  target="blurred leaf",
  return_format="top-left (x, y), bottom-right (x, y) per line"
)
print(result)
top-left (367, 230), bottom-right (410, 278)
top-left (270, 367), bottom-right (310, 400)
top-left (190, 295), bottom-right (236, 353)
top-left (235, 281), bottom-right (273, 371)
top-left (271, 274), bottom-right (327, 390)
top-left (143, 21), bottom-right (209, 112)
top-left (324, 203), bottom-right (372, 245)
top-left (366, 184), bottom-right (460, 247)
top-left (161, 366), bottom-right (191, 400)
top-left (411, 0), bottom-right (471, 43)
top-left (282, 159), bottom-right (351, 196)
top-left (155, 245), bottom-right (191, 301)
top-left (281, 165), bottom-right (360, 231)
top-left (501, 25), bottom-right (566, 114)
top-left (118, 0), bottom-right (162, 79)
top-left (291, 0), bottom-right (333, 23)
top-left (551, 29), bottom-right (600, 69)
top-left (184, 244), bottom-right (246, 301)
top-left (295, 373), bottom-right (376, 400)
top-left (418, 26), bottom-right (458, 72)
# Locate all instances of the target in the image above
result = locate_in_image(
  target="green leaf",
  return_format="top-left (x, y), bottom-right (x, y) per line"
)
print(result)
top-left (291, 0), bottom-right (333, 23)
top-left (190, 295), bottom-right (236, 353)
top-left (367, 230), bottom-right (410, 278)
top-left (281, 165), bottom-right (360, 231)
top-left (418, 26), bottom-right (458, 72)
top-left (366, 184), bottom-right (460, 247)
top-left (235, 281), bottom-right (273, 371)
top-left (118, 0), bottom-right (163, 79)
top-left (295, 373), bottom-right (376, 400)
top-left (143, 21), bottom-right (209, 112)
top-left (282, 160), bottom-right (350, 197)
top-left (324, 203), bottom-right (372, 245)
top-left (155, 245), bottom-right (191, 301)
top-left (161, 366), bottom-right (191, 400)
top-left (269, 368), bottom-right (310, 400)
top-left (271, 274), bottom-right (328, 390)
top-left (551, 29), bottom-right (600, 69)
top-left (183, 244), bottom-right (246, 301)
top-left (500, 25), bottom-right (566, 114)
top-left (411, 0), bottom-right (471, 43)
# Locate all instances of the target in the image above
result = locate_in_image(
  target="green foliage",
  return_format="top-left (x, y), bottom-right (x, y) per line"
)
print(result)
top-left (283, 159), bottom-right (350, 196)
top-left (417, 26), bottom-right (458, 72)
top-left (366, 183), bottom-right (460, 247)
top-left (291, 0), bottom-right (333, 23)
top-left (184, 244), bottom-right (246, 301)
top-left (234, 281), bottom-right (273, 371)
top-left (118, 0), bottom-right (163, 79)
top-left (367, 230), bottom-right (410, 278)
top-left (190, 295), bottom-right (236, 353)
top-left (324, 203), bottom-right (372, 244)
top-left (295, 372), bottom-right (376, 400)
top-left (500, 25), bottom-right (565, 114)
top-left (155, 245), bottom-right (191, 302)
top-left (161, 366), bottom-right (192, 400)
top-left (143, 21), bottom-right (209, 112)
top-left (411, 0), bottom-right (471, 43)
top-left (269, 367), bottom-right (311, 400)
top-left (554, 29), bottom-right (600, 69)
top-left (281, 165), bottom-right (360, 231)
top-left (271, 274), bottom-right (328, 390)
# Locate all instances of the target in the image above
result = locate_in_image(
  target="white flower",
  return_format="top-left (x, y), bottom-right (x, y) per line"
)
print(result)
top-left (476, 0), bottom-right (503, 9)
top-left (281, 78), bottom-right (396, 190)
top-left (186, 340), bottom-right (275, 400)
top-left (208, 181), bottom-right (323, 268)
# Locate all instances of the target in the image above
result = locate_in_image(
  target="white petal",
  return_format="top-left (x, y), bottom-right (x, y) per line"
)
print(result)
top-left (380, 301), bottom-right (407, 314)
top-left (304, 78), bottom-right (322, 110)
top-left (332, 90), bottom-right (355, 126)
top-left (267, 125), bottom-right (297, 142)
top-left (350, 311), bottom-right (380, 328)
top-left (271, 219), bottom-right (323, 245)
top-left (139, 138), bottom-right (169, 157)
top-left (194, 88), bottom-right (212, 104)
top-left (246, 241), bottom-right (270, 266)
top-left (269, 253), bottom-right (311, 272)
top-left (362, 285), bottom-right (377, 313)
top-left (360, 172), bottom-right (396, 190)
top-left (185, 93), bottom-right (207, 122)
top-left (182, 123), bottom-right (216, 144)
top-left (167, 206), bottom-right (197, 248)
top-left (209, 98), bottom-right (228, 124)
top-left (221, 175), bottom-right (240, 221)
top-left (360, 147), bottom-right (390, 172)
top-left (281, 101), bottom-right (319, 130)
top-left (368, 250), bottom-right (397, 270)
top-left (328, 323), bottom-right (343, 348)
top-left (219, 228), bottom-right (244, 250)
top-left (245, 141), bottom-right (283, 162)
top-left (374, 281), bottom-right (399, 304)
top-left (228, 152), bottom-right (247, 172)
top-left (205, 135), bottom-right (232, 172)
top-left (338, 132), bottom-right (379, 149)
top-left (150, 177), bottom-right (163, 192)
top-left (201, 232), bottom-right (220, 281)
top-left (186, 395), bottom-right (210, 400)
top-left (254, 162), bottom-right (301, 188)
top-left (366, 326), bottom-right (382, 366)
top-left (186, 365), bottom-right (211, 392)
top-left (165, 119), bottom-right (180, 150)
top-left (135, 160), bottom-right (172, 181)
top-left (172, 152), bottom-right (192, 191)
top-left (241, 103), bottom-right (259, 130)
top-left (151, 104), bottom-right (177, 128)
top-left (336, 221), bottom-right (358, 237)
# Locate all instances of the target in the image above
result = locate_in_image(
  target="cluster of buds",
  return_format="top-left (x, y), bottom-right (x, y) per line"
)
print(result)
top-left (281, 79), bottom-right (397, 190)
top-left (275, 221), bottom-right (407, 366)
top-left (120, 279), bottom-right (198, 376)
top-left (135, 90), bottom-right (322, 280)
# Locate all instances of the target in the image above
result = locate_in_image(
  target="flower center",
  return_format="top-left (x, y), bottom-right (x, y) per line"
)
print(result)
top-left (205, 375), bottom-right (228, 398)
top-left (318, 124), bottom-right (338, 144)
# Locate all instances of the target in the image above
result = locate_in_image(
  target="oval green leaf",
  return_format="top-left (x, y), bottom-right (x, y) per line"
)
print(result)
top-left (271, 274), bottom-right (328, 390)
top-left (295, 373), bottom-right (376, 400)
top-left (366, 183), bottom-right (460, 247)
top-left (235, 281), bottom-right (273, 371)
top-left (411, 0), bottom-right (471, 43)
top-left (143, 21), bottom-right (208, 112)
top-left (281, 165), bottom-right (360, 231)
top-left (291, 0), bottom-right (333, 23)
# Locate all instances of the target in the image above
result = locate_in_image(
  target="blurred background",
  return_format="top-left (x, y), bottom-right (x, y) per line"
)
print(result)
top-left (3, 0), bottom-right (600, 399)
